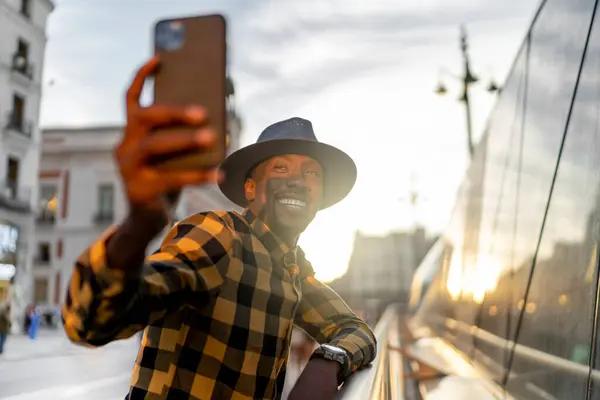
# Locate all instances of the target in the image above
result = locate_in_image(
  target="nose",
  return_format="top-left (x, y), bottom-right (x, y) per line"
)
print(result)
top-left (286, 173), bottom-right (309, 190)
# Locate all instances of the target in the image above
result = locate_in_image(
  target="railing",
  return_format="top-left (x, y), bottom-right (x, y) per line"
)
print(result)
top-left (4, 111), bottom-right (33, 138)
top-left (440, 315), bottom-right (600, 382)
top-left (11, 54), bottom-right (34, 80)
top-left (36, 211), bottom-right (56, 224)
top-left (0, 181), bottom-right (31, 212)
top-left (33, 257), bottom-right (51, 266)
top-left (336, 304), bottom-right (405, 400)
top-left (93, 210), bottom-right (114, 224)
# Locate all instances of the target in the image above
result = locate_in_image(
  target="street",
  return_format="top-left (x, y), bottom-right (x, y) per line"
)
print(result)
top-left (0, 330), bottom-right (139, 399)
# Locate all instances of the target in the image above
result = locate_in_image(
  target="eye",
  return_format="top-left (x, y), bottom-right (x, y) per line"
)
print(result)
top-left (306, 170), bottom-right (321, 177)
top-left (274, 164), bottom-right (288, 173)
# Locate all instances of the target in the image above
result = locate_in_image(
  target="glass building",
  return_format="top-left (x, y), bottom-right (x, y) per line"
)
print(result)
top-left (411, 0), bottom-right (600, 398)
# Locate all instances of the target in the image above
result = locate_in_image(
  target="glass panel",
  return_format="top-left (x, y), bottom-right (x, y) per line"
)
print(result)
top-left (470, 37), bottom-right (530, 383)
top-left (12, 94), bottom-right (24, 126)
top-left (39, 184), bottom-right (55, 202)
top-left (411, 238), bottom-right (455, 340)
top-left (507, 0), bottom-right (597, 353)
top-left (98, 184), bottom-right (114, 214)
top-left (506, 4), bottom-right (600, 399)
top-left (450, 131), bottom-right (491, 357)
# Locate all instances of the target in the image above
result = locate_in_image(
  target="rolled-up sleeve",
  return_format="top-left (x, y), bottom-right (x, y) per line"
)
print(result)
top-left (62, 212), bottom-right (233, 347)
top-left (293, 273), bottom-right (377, 375)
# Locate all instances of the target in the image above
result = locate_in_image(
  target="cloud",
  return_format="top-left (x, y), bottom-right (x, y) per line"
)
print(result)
top-left (40, 0), bottom-right (540, 279)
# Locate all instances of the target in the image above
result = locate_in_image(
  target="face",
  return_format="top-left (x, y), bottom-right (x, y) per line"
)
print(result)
top-left (245, 154), bottom-right (323, 242)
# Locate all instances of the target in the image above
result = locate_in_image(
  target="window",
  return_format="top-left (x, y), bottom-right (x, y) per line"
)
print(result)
top-left (95, 183), bottom-right (114, 223)
top-left (503, 0), bottom-right (600, 398)
top-left (6, 157), bottom-right (19, 198)
top-left (20, 0), bottom-right (31, 18)
top-left (16, 39), bottom-right (29, 62)
top-left (11, 38), bottom-right (32, 80)
top-left (10, 94), bottom-right (25, 129)
top-left (34, 278), bottom-right (48, 304)
top-left (98, 184), bottom-right (114, 214)
top-left (37, 242), bottom-right (50, 264)
top-left (39, 184), bottom-right (57, 220)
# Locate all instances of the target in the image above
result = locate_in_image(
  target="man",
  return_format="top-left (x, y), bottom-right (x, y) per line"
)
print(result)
top-left (62, 57), bottom-right (376, 400)
top-left (0, 304), bottom-right (10, 354)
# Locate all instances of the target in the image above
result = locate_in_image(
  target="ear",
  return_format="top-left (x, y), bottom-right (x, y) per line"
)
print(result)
top-left (244, 179), bottom-right (256, 202)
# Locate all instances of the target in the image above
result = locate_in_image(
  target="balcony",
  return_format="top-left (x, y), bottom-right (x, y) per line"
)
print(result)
top-left (36, 210), bottom-right (56, 225)
top-left (93, 210), bottom-right (114, 225)
top-left (0, 181), bottom-right (31, 213)
top-left (4, 112), bottom-right (33, 139)
top-left (33, 257), bottom-right (51, 267)
top-left (11, 54), bottom-right (34, 82)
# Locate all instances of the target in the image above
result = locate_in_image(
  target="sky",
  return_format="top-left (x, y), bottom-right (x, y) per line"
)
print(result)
top-left (40, 0), bottom-right (541, 281)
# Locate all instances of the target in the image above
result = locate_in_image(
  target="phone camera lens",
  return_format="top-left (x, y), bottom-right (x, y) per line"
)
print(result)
top-left (156, 21), bottom-right (185, 51)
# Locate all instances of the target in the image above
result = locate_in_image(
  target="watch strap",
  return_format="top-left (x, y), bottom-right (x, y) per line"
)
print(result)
top-left (311, 344), bottom-right (352, 384)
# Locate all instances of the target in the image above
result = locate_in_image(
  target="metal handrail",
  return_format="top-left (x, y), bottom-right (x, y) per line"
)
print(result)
top-left (435, 315), bottom-right (600, 381)
top-left (336, 304), bottom-right (405, 400)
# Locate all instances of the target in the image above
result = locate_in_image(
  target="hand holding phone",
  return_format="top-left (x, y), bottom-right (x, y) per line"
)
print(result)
top-left (115, 56), bottom-right (220, 218)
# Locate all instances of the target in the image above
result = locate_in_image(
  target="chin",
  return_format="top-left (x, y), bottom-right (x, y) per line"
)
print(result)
top-left (274, 213), bottom-right (314, 235)
top-left (279, 218), bottom-right (311, 233)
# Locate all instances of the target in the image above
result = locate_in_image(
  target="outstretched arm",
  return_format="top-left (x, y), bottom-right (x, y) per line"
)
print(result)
top-left (62, 212), bottom-right (232, 347)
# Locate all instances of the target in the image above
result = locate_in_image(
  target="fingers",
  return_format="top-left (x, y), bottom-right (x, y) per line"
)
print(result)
top-left (137, 128), bottom-right (216, 161)
top-left (126, 169), bottom-right (224, 208)
top-left (126, 169), bottom-right (223, 207)
top-left (158, 169), bottom-right (223, 192)
top-left (139, 105), bottom-right (209, 127)
top-left (126, 56), bottom-right (160, 111)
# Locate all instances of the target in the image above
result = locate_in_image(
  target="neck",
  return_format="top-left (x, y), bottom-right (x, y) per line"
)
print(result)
top-left (274, 226), bottom-right (300, 248)
top-left (250, 206), bottom-right (300, 248)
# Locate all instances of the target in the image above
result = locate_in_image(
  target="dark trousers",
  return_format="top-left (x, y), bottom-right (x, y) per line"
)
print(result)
top-left (0, 333), bottom-right (7, 353)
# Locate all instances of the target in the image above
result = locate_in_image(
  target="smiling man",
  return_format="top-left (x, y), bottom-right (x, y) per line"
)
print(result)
top-left (61, 58), bottom-right (376, 400)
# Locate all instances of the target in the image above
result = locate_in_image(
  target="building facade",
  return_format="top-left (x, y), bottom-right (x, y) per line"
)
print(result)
top-left (0, 0), bottom-right (55, 326)
top-left (329, 228), bottom-right (436, 324)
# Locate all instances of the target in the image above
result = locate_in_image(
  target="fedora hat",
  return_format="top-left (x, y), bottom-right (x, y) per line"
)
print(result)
top-left (219, 117), bottom-right (357, 210)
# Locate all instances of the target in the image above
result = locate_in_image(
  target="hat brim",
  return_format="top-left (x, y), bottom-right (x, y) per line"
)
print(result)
top-left (218, 138), bottom-right (357, 210)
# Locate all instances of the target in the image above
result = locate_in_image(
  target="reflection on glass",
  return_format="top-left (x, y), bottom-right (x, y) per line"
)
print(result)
top-left (413, 0), bottom-right (600, 397)
top-left (505, 1), bottom-right (600, 398)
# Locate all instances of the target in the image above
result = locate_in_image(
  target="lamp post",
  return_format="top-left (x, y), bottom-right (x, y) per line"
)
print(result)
top-left (434, 25), bottom-right (500, 159)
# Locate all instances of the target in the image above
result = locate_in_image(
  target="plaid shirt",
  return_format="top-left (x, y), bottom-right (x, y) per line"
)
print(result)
top-left (62, 209), bottom-right (376, 399)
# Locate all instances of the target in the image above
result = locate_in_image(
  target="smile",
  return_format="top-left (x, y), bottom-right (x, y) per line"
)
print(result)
top-left (278, 198), bottom-right (307, 209)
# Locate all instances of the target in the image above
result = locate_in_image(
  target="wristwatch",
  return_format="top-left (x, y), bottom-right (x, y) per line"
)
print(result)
top-left (310, 344), bottom-right (351, 384)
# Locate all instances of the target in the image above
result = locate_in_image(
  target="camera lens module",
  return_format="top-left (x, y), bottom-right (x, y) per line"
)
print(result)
top-left (155, 20), bottom-right (185, 51)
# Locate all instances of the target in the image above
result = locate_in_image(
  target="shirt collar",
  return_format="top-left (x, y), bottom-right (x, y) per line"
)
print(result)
top-left (242, 208), bottom-right (298, 267)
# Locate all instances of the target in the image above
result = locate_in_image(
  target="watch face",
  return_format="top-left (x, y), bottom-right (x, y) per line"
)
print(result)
top-left (321, 345), bottom-right (347, 363)
top-left (321, 344), bottom-right (339, 353)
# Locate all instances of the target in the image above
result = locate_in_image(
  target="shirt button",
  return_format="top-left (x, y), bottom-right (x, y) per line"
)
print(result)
top-left (284, 252), bottom-right (296, 266)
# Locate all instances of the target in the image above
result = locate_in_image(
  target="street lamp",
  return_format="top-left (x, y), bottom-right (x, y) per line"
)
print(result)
top-left (434, 25), bottom-right (500, 159)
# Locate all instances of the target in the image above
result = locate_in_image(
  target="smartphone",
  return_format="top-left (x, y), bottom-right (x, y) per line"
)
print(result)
top-left (151, 14), bottom-right (227, 171)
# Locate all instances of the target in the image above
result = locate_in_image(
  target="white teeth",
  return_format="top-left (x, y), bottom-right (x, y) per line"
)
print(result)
top-left (278, 198), bottom-right (307, 208)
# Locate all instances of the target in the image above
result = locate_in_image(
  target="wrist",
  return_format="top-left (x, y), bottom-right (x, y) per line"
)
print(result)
top-left (309, 357), bottom-right (341, 374)
top-left (310, 344), bottom-right (351, 385)
top-left (127, 205), bottom-right (169, 238)
top-left (105, 209), bottom-right (166, 272)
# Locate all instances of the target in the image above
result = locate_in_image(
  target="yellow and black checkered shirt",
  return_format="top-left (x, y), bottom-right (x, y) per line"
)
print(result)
top-left (62, 209), bottom-right (376, 399)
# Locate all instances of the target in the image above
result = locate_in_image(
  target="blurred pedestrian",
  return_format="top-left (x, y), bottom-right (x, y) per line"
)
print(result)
top-left (0, 304), bottom-right (12, 354)
top-left (23, 303), bottom-right (34, 333)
